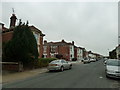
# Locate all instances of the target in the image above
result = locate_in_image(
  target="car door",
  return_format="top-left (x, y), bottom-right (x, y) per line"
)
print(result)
top-left (63, 60), bottom-right (69, 69)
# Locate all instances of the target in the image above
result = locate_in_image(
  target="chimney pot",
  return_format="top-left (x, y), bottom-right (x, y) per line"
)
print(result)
top-left (10, 14), bottom-right (17, 28)
top-left (72, 41), bottom-right (74, 45)
top-left (44, 40), bottom-right (47, 44)
top-left (62, 39), bottom-right (65, 42)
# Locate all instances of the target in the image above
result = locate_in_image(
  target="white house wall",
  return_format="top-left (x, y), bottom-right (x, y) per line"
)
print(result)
top-left (70, 45), bottom-right (74, 61)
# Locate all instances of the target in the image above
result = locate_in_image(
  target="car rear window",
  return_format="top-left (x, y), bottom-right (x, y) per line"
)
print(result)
top-left (50, 60), bottom-right (61, 64)
top-left (107, 60), bottom-right (120, 66)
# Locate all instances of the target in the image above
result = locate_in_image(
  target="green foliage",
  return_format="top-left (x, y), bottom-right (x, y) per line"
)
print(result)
top-left (3, 22), bottom-right (39, 65)
top-left (34, 58), bottom-right (57, 68)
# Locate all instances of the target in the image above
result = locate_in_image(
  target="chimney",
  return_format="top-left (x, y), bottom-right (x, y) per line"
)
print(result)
top-left (72, 41), bottom-right (74, 45)
top-left (44, 40), bottom-right (47, 44)
top-left (10, 14), bottom-right (17, 28)
top-left (61, 39), bottom-right (65, 42)
top-left (2, 23), bottom-right (4, 29)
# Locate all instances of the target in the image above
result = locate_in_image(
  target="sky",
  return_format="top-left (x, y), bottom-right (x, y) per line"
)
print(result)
top-left (1, 1), bottom-right (118, 56)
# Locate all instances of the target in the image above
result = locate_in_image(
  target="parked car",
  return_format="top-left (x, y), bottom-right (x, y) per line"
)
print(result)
top-left (81, 58), bottom-right (84, 62)
top-left (47, 59), bottom-right (72, 72)
top-left (90, 58), bottom-right (96, 62)
top-left (83, 58), bottom-right (90, 64)
top-left (105, 59), bottom-right (120, 78)
top-left (103, 58), bottom-right (108, 62)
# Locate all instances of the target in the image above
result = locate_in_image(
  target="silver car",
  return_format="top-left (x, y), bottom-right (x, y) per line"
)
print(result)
top-left (47, 59), bottom-right (72, 71)
top-left (105, 59), bottom-right (120, 78)
top-left (83, 58), bottom-right (90, 64)
top-left (90, 58), bottom-right (96, 62)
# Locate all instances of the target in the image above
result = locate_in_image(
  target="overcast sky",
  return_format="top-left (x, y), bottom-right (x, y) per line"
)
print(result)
top-left (2, 1), bottom-right (118, 56)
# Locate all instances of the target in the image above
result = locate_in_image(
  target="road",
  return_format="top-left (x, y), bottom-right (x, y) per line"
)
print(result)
top-left (3, 59), bottom-right (120, 88)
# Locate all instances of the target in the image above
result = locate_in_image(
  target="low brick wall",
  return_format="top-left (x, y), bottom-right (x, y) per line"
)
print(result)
top-left (2, 62), bottom-right (23, 72)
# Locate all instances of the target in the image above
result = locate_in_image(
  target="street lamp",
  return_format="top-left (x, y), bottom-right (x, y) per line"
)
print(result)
top-left (107, 49), bottom-right (109, 58)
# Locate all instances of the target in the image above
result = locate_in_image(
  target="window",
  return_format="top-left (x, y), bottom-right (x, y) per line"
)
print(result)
top-left (70, 46), bottom-right (72, 51)
top-left (44, 55), bottom-right (47, 58)
top-left (61, 60), bottom-right (67, 63)
top-left (44, 46), bottom-right (47, 53)
top-left (33, 32), bottom-right (39, 44)
top-left (51, 46), bottom-right (57, 53)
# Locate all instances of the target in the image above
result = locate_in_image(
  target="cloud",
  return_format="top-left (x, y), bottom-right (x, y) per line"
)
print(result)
top-left (2, 2), bottom-right (118, 56)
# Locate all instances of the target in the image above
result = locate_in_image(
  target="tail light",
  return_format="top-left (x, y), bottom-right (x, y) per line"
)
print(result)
top-left (49, 64), bottom-right (59, 66)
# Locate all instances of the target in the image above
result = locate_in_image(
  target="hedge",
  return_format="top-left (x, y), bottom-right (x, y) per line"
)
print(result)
top-left (34, 58), bottom-right (57, 68)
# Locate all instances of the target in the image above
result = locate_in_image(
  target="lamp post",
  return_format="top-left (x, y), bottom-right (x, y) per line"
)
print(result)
top-left (108, 49), bottom-right (109, 59)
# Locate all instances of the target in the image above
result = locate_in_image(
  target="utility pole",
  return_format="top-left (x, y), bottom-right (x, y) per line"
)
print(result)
top-left (12, 8), bottom-right (15, 14)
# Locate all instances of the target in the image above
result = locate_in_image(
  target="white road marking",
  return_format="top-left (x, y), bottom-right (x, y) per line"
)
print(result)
top-left (99, 76), bottom-right (103, 78)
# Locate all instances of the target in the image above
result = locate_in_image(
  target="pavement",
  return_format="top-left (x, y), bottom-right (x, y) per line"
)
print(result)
top-left (1, 67), bottom-right (48, 84)
top-left (1, 61), bottom-right (82, 84)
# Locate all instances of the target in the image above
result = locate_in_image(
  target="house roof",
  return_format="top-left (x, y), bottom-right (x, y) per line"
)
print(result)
top-left (29, 25), bottom-right (45, 36)
top-left (2, 25), bottom-right (45, 36)
top-left (29, 25), bottom-right (41, 33)
top-left (44, 40), bottom-right (74, 46)
top-left (1, 23), bottom-right (10, 33)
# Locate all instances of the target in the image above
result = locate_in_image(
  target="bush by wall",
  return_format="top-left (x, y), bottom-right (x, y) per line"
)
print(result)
top-left (34, 58), bottom-right (57, 68)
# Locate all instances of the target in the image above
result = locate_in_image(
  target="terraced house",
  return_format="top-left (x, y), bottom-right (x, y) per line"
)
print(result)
top-left (109, 44), bottom-right (120, 59)
top-left (2, 13), bottom-right (45, 58)
top-left (43, 39), bottom-right (75, 61)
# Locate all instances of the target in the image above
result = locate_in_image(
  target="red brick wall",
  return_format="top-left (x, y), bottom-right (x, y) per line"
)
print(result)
top-left (46, 46), bottom-right (51, 58)
top-left (58, 46), bottom-right (70, 61)
top-left (74, 48), bottom-right (77, 59)
top-left (39, 36), bottom-right (44, 58)
top-left (2, 31), bottom-right (13, 43)
top-left (43, 44), bottom-right (72, 61)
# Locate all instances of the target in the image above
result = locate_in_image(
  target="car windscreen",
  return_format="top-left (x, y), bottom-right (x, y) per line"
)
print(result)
top-left (50, 60), bottom-right (61, 64)
top-left (84, 59), bottom-right (88, 61)
top-left (107, 60), bottom-right (120, 66)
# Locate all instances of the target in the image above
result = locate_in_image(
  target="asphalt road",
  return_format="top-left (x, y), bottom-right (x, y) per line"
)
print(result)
top-left (3, 59), bottom-right (120, 88)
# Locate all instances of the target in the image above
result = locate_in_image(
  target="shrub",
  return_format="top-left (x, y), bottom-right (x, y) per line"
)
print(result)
top-left (34, 58), bottom-right (57, 68)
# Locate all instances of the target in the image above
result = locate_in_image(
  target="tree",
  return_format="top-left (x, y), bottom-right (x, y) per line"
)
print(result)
top-left (3, 21), bottom-right (39, 65)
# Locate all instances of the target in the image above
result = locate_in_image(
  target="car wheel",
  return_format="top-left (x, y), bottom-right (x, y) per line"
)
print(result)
top-left (60, 66), bottom-right (64, 72)
top-left (106, 74), bottom-right (109, 78)
top-left (49, 70), bottom-right (52, 72)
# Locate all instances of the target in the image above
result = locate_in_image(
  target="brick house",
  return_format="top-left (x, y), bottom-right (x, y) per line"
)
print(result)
top-left (109, 44), bottom-right (120, 59)
top-left (77, 47), bottom-right (84, 60)
top-left (74, 46), bottom-right (77, 60)
top-left (74, 46), bottom-right (84, 61)
top-left (43, 39), bottom-right (74, 61)
top-left (83, 49), bottom-right (89, 59)
top-left (29, 26), bottom-right (45, 58)
top-left (88, 51), bottom-right (96, 59)
top-left (2, 13), bottom-right (45, 58)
